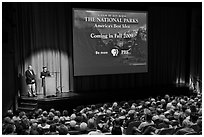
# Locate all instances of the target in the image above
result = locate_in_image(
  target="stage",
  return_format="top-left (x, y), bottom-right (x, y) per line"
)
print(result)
top-left (18, 85), bottom-right (191, 114)
top-left (21, 92), bottom-right (79, 101)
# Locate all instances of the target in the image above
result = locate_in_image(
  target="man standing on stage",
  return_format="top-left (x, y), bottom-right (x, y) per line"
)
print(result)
top-left (25, 65), bottom-right (36, 97)
top-left (40, 66), bottom-right (51, 95)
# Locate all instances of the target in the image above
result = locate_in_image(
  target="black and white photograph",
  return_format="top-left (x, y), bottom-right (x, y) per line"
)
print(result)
top-left (2, 1), bottom-right (202, 135)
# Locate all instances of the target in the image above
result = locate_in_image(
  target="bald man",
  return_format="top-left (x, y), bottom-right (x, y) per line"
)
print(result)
top-left (25, 65), bottom-right (36, 97)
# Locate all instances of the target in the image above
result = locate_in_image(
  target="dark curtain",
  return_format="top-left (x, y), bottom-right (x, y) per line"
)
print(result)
top-left (189, 7), bottom-right (202, 91)
top-left (3, 3), bottom-right (19, 116)
top-left (2, 3), bottom-right (73, 115)
top-left (14, 3), bottom-right (71, 95)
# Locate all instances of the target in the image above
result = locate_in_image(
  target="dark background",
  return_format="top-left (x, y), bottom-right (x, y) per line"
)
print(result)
top-left (2, 2), bottom-right (202, 116)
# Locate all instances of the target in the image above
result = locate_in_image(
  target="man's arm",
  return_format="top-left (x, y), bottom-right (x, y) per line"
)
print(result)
top-left (40, 72), bottom-right (45, 78)
top-left (32, 70), bottom-right (35, 76)
top-left (31, 70), bottom-right (36, 82)
top-left (25, 70), bottom-right (32, 81)
top-left (48, 71), bottom-right (51, 76)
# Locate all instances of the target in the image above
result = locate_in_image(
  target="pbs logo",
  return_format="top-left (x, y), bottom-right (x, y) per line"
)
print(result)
top-left (111, 48), bottom-right (120, 57)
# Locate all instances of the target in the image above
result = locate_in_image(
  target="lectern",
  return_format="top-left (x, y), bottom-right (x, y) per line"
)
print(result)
top-left (44, 77), bottom-right (56, 96)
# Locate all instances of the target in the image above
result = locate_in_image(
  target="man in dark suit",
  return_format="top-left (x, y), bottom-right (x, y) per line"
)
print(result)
top-left (25, 65), bottom-right (36, 97)
top-left (40, 66), bottom-right (51, 95)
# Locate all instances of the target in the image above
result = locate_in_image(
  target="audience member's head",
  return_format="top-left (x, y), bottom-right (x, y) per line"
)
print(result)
top-left (42, 111), bottom-right (48, 117)
top-left (190, 105), bottom-right (197, 113)
top-left (50, 108), bottom-right (55, 114)
top-left (87, 118), bottom-right (96, 129)
top-left (182, 105), bottom-right (188, 112)
top-left (62, 110), bottom-right (68, 117)
top-left (6, 110), bottom-right (13, 119)
top-left (159, 114), bottom-right (166, 121)
top-left (19, 111), bottom-right (26, 119)
top-left (182, 119), bottom-right (192, 128)
top-left (173, 111), bottom-right (180, 120)
top-left (164, 94), bottom-right (170, 101)
top-left (48, 112), bottom-right (54, 120)
top-left (128, 110), bottom-right (135, 118)
top-left (49, 124), bottom-right (57, 132)
top-left (185, 109), bottom-right (191, 117)
top-left (190, 113), bottom-right (198, 123)
top-left (91, 105), bottom-right (96, 111)
top-left (114, 118), bottom-right (121, 126)
top-left (37, 127), bottom-right (44, 135)
top-left (59, 125), bottom-right (68, 135)
top-left (163, 118), bottom-right (170, 125)
top-left (38, 109), bottom-right (43, 115)
top-left (30, 129), bottom-right (39, 135)
top-left (70, 120), bottom-right (77, 128)
top-left (53, 116), bottom-right (59, 123)
top-left (55, 111), bottom-right (61, 117)
top-left (59, 117), bottom-right (65, 124)
top-left (41, 117), bottom-right (47, 124)
top-left (152, 115), bottom-right (160, 123)
top-left (112, 102), bottom-right (118, 108)
top-left (145, 113), bottom-right (153, 122)
top-left (3, 117), bottom-right (12, 124)
top-left (80, 122), bottom-right (88, 131)
top-left (70, 113), bottom-right (76, 120)
top-left (131, 105), bottom-right (136, 110)
top-left (3, 124), bottom-right (15, 134)
top-left (31, 122), bottom-right (38, 130)
top-left (21, 119), bottom-right (30, 130)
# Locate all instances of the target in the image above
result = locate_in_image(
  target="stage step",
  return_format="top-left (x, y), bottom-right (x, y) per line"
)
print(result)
top-left (20, 96), bottom-right (38, 101)
top-left (18, 107), bottom-right (36, 112)
top-left (20, 102), bottom-right (38, 108)
top-left (18, 97), bottom-right (38, 112)
top-left (19, 97), bottom-right (38, 104)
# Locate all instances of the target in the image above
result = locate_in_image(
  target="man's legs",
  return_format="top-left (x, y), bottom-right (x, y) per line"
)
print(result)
top-left (31, 83), bottom-right (36, 96)
top-left (27, 84), bottom-right (32, 97)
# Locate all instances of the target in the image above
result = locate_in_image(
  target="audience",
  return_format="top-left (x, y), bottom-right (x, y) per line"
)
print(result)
top-left (2, 92), bottom-right (202, 135)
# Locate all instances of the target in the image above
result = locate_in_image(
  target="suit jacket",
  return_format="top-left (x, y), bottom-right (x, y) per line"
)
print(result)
top-left (25, 69), bottom-right (35, 84)
top-left (40, 71), bottom-right (51, 87)
top-left (40, 71), bottom-right (51, 78)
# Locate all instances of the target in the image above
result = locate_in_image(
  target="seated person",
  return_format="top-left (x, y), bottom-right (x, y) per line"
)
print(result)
top-left (175, 119), bottom-right (195, 135)
top-left (110, 118), bottom-right (123, 135)
top-left (68, 120), bottom-right (78, 131)
top-left (2, 124), bottom-right (16, 135)
top-left (38, 117), bottom-right (50, 130)
top-left (87, 118), bottom-right (96, 131)
top-left (152, 115), bottom-right (161, 128)
top-left (123, 110), bottom-right (135, 128)
top-left (138, 113), bottom-right (154, 132)
top-left (58, 124), bottom-right (69, 135)
top-left (79, 122), bottom-right (89, 134)
top-left (88, 123), bottom-right (104, 135)
top-left (158, 118), bottom-right (172, 129)
top-left (189, 113), bottom-right (201, 133)
top-left (46, 124), bottom-right (58, 135)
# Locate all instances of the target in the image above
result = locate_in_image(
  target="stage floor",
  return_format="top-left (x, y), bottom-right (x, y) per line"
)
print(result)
top-left (21, 92), bottom-right (79, 101)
